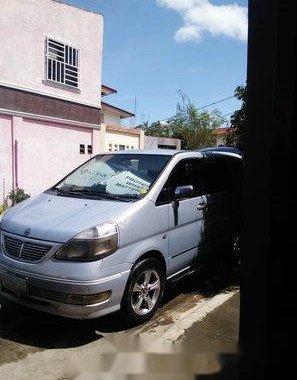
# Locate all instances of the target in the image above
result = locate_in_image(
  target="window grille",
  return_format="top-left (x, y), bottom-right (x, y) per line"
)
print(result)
top-left (46, 38), bottom-right (79, 88)
top-left (80, 144), bottom-right (85, 154)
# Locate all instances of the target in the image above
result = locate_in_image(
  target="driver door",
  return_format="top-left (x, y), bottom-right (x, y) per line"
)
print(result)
top-left (166, 159), bottom-right (207, 276)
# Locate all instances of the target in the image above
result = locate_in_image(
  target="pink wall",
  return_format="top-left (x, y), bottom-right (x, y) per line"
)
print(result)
top-left (0, 114), bottom-right (13, 203)
top-left (0, 0), bottom-right (103, 108)
top-left (19, 118), bottom-right (93, 196)
top-left (0, 113), bottom-right (96, 201)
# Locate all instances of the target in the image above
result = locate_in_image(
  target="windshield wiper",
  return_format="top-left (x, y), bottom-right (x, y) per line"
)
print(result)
top-left (53, 187), bottom-right (69, 194)
top-left (57, 188), bottom-right (134, 202)
top-left (52, 188), bottom-right (85, 199)
top-left (53, 187), bottom-right (138, 202)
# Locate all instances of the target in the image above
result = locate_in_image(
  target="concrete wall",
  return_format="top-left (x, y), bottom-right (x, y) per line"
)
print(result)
top-left (0, 0), bottom-right (103, 108)
top-left (103, 109), bottom-right (121, 127)
top-left (144, 136), bottom-right (181, 150)
top-left (105, 131), bottom-right (140, 152)
top-left (104, 126), bottom-right (144, 152)
top-left (0, 112), bottom-right (99, 201)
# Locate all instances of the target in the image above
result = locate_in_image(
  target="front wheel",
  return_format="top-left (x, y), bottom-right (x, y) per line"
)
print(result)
top-left (120, 258), bottom-right (165, 325)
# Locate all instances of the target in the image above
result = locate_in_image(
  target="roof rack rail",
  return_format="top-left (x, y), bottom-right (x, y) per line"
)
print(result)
top-left (197, 146), bottom-right (242, 156)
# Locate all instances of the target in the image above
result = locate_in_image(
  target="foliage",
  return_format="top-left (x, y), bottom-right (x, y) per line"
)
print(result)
top-left (168, 94), bottom-right (225, 149)
top-left (141, 93), bottom-right (225, 150)
top-left (139, 120), bottom-right (177, 138)
top-left (0, 203), bottom-right (8, 215)
top-left (226, 85), bottom-right (247, 149)
top-left (8, 188), bottom-right (30, 206)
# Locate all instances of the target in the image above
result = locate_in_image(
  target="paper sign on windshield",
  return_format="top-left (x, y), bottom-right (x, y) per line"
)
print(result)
top-left (66, 163), bottom-right (116, 187)
top-left (106, 171), bottom-right (150, 195)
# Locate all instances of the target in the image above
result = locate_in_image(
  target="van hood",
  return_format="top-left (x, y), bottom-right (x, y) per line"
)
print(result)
top-left (1, 192), bottom-right (133, 243)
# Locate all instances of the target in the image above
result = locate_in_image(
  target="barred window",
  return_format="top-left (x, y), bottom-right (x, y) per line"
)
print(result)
top-left (80, 144), bottom-right (85, 154)
top-left (46, 38), bottom-right (79, 88)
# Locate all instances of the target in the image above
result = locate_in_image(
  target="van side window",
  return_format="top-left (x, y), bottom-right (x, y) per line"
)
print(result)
top-left (170, 160), bottom-right (197, 192)
top-left (156, 180), bottom-right (171, 205)
top-left (227, 157), bottom-right (243, 188)
top-left (197, 157), bottom-right (232, 194)
top-left (156, 159), bottom-right (199, 205)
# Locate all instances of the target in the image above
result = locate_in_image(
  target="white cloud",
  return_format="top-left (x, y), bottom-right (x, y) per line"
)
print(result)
top-left (175, 25), bottom-right (202, 42)
top-left (157, 0), bottom-right (248, 43)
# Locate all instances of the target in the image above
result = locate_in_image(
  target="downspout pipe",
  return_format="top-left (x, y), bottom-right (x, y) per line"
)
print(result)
top-left (11, 117), bottom-right (15, 192)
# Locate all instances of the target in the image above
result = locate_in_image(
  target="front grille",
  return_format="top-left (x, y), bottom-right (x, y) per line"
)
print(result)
top-left (29, 286), bottom-right (68, 303)
top-left (3, 235), bottom-right (22, 257)
top-left (4, 235), bottom-right (52, 262)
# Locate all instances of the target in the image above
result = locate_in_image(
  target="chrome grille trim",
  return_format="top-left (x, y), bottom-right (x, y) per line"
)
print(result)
top-left (2, 233), bottom-right (53, 262)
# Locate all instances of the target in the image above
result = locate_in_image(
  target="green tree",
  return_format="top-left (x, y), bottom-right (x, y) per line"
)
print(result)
top-left (135, 121), bottom-right (149, 131)
top-left (144, 93), bottom-right (225, 150)
top-left (142, 121), bottom-right (175, 138)
top-left (8, 188), bottom-right (30, 206)
top-left (168, 94), bottom-right (225, 150)
top-left (226, 85), bottom-right (247, 149)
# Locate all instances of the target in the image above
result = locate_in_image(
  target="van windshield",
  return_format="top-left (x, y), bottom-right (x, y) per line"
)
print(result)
top-left (53, 154), bottom-right (171, 200)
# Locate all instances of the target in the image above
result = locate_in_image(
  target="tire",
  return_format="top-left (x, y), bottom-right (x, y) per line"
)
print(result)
top-left (120, 258), bottom-right (165, 325)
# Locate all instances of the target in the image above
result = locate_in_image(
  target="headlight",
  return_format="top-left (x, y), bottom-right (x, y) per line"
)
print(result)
top-left (55, 222), bottom-right (119, 262)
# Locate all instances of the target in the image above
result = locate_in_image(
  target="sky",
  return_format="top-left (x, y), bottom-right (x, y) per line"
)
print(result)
top-left (63, 0), bottom-right (248, 126)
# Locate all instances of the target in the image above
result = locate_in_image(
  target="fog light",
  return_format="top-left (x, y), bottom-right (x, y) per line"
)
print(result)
top-left (66, 291), bottom-right (111, 305)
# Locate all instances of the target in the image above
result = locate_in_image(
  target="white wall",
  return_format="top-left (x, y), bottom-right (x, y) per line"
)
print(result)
top-left (144, 136), bottom-right (181, 150)
top-left (105, 131), bottom-right (141, 152)
top-left (103, 109), bottom-right (121, 127)
top-left (0, 0), bottom-right (103, 107)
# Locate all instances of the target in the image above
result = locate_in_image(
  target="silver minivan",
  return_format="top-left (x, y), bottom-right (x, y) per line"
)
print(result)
top-left (0, 150), bottom-right (242, 324)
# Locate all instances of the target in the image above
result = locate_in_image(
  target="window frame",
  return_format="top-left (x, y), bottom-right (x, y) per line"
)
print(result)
top-left (45, 37), bottom-right (80, 89)
top-left (156, 158), bottom-right (202, 206)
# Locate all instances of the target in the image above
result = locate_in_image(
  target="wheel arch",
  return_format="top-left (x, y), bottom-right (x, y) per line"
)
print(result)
top-left (133, 250), bottom-right (167, 274)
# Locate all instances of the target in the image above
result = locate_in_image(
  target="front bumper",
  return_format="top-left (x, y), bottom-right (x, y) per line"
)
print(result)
top-left (0, 263), bottom-right (131, 319)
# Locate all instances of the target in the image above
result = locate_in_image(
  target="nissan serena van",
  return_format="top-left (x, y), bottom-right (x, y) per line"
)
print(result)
top-left (0, 150), bottom-right (242, 324)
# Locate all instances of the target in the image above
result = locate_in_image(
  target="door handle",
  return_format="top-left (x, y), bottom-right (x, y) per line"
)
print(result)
top-left (197, 203), bottom-right (207, 210)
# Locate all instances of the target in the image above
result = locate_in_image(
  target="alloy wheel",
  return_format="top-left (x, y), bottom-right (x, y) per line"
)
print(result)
top-left (131, 269), bottom-right (161, 316)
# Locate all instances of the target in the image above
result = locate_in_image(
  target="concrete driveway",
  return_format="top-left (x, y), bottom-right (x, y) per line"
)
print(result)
top-left (0, 263), bottom-right (239, 379)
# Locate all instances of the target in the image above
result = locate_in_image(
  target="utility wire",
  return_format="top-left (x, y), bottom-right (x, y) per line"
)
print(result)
top-left (153, 94), bottom-right (236, 123)
top-left (197, 95), bottom-right (236, 110)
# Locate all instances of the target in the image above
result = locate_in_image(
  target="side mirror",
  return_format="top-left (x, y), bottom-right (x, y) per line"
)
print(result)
top-left (174, 185), bottom-right (194, 200)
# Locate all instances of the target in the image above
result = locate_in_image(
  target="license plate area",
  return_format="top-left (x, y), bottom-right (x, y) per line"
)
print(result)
top-left (0, 272), bottom-right (28, 296)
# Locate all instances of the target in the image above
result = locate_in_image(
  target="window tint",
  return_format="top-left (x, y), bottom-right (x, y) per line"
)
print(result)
top-left (227, 157), bottom-right (243, 187)
top-left (170, 160), bottom-right (197, 192)
top-left (197, 157), bottom-right (232, 194)
top-left (156, 156), bottom-right (237, 205)
top-left (156, 159), bottom-right (200, 205)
